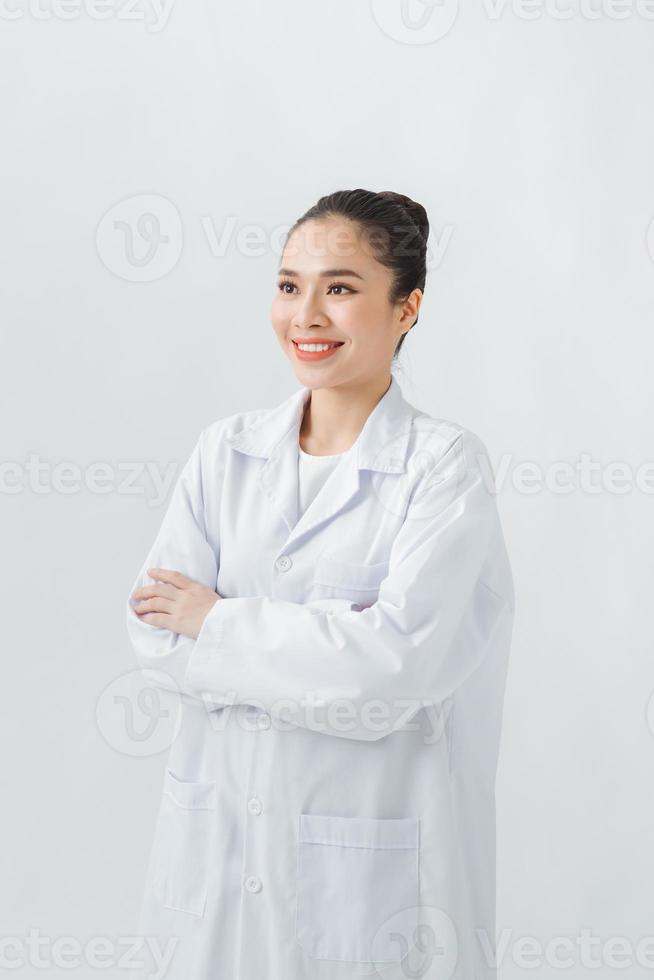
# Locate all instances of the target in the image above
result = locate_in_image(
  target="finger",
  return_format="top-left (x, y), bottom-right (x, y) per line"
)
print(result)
top-left (134, 597), bottom-right (175, 615)
top-left (147, 567), bottom-right (193, 589)
top-left (132, 583), bottom-right (178, 601)
top-left (137, 612), bottom-right (174, 629)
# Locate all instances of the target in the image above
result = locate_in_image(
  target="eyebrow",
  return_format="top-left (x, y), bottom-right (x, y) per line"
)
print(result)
top-left (277, 267), bottom-right (365, 280)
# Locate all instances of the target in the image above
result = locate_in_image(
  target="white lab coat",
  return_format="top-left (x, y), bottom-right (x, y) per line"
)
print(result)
top-left (126, 374), bottom-right (515, 980)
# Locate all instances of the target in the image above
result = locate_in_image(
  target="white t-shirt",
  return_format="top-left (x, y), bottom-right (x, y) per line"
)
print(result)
top-left (297, 444), bottom-right (345, 517)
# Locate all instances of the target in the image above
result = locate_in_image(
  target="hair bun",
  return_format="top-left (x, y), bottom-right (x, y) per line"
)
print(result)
top-left (377, 191), bottom-right (429, 246)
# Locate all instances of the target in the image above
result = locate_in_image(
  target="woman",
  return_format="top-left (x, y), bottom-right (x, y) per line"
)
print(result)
top-left (127, 188), bottom-right (515, 980)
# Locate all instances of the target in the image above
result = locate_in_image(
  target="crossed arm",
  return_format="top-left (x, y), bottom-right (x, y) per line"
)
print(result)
top-left (126, 429), bottom-right (511, 740)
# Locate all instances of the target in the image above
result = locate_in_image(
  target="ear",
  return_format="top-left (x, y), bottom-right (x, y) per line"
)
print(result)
top-left (398, 288), bottom-right (423, 328)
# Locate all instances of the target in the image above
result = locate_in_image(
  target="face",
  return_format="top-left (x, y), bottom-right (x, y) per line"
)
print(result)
top-left (271, 217), bottom-right (422, 390)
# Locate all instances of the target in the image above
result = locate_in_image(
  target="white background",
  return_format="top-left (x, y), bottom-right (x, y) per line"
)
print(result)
top-left (1, 0), bottom-right (653, 977)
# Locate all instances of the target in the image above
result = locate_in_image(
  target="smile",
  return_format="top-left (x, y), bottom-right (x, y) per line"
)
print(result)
top-left (292, 340), bottom-right (344, 361)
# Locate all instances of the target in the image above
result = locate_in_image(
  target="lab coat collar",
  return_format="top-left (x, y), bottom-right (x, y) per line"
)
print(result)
top-left (225, 373), bottom-right (414, 475)
top-left (225, 374), bottom-right (416, 540)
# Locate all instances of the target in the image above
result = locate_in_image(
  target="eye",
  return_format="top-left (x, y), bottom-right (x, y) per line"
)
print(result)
top-left (276, 279), bottom-right (355, 296)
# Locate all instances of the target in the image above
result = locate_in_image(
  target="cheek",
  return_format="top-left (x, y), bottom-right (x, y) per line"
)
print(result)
top-left (332, 296), bottom-right (373, 331)
top-left (341, 300), bottom-right (392, 347)
top-left (270, 301), bottom-right (290, 337)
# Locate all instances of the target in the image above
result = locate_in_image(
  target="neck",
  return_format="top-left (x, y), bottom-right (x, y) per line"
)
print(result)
top-left (299, 375), bottom-right (392, 455)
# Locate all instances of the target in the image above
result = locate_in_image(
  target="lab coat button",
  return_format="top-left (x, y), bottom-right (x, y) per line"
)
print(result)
top-left (245, 875), bottom-right (262, 893)
top-left (275, 555), bottom-right (292, 572)
top-left (247, 796), bottom-right (263, 815)
top-left (257, 712), bottom-right (271, 730)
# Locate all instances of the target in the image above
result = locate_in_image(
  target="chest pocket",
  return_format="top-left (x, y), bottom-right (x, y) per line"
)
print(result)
top-left (151, 767), bottom-right (217, 917)
top-left (295, 812), bottom-right (420, 963)
top-left (310, 556), bottom-right (389, 607)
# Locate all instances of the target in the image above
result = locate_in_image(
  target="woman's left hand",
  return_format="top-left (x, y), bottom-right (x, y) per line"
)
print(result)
top-left (131, 568), bottom-right (221, 640)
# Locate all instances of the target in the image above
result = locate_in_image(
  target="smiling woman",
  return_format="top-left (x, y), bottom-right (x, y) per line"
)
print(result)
top-left (126, 188), bottom-right (515, 980)
top-left (272, 188), bottom-right (428, 377)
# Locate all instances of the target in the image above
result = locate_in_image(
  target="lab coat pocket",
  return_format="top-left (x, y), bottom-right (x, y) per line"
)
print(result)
top-left (152, 767), bottom-right (217, 917)
top-left (295, 813), bottom-right (420, 963)
top-left (311, 556), bottom-right (389, 608)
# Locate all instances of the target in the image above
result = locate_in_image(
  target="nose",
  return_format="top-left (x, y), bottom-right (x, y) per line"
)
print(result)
top-left (292, 287), bottom-right (329, 330)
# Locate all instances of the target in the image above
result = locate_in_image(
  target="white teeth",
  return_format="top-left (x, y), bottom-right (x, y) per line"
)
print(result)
top-left (295, 342), bottom-right (341, 352)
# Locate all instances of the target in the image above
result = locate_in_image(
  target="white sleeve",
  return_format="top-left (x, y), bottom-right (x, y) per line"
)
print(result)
top-left (182, 430), bottom-right (513, 741)
top-left (125, 431), bottom-right (219, 698)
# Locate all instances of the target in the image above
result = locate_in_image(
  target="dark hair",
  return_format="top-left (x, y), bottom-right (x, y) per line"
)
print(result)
top-left (284, 188), bottom-right (429, 359)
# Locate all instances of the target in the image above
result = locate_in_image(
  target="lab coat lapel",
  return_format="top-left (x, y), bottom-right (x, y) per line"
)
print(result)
top-left (259, 408), bottom-right (362, 550)
top-left (284, 438), bottom-right (361, 549)
top-left (225, 384), bottom-right (310, 536)
top-left (225, 376), bottom-right (414, 548)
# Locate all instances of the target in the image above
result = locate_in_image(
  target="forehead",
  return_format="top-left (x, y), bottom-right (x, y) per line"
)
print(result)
top-left (282, 217), bottom-right (384, 274)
